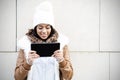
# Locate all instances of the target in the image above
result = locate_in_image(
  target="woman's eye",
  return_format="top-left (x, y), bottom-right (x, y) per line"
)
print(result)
top-left (38, 26), bottom-right (42, 29)
top-left (46, 26), bottom-right (51, 29)
top-left (46, 27), bottom-right (50, 29)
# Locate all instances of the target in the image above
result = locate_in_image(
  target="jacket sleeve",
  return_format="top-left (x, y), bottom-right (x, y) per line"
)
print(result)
top-left (14, 49), bottom-right (31, 80)
top-left (59, 45), bottom-right (73, 80)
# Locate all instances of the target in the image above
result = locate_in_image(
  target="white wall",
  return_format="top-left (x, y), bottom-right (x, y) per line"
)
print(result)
top-left (0, 0), bottom-right (16, 51)
top-left (100, 0), bottom-right (120, 51)
top-left (0, 53), bottom-right (17, 80)
top-left (0, 0), bottom-right (120, 80)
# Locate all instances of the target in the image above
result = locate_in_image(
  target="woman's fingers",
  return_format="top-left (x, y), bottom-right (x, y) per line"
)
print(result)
top-left (29, 50), bottom-right (36, 54)
top-left (27, 50), bottom-right (40, 65)
top-left (53, 50), bottom-right (64, 62)
top-left (29, 50), bottom-right (40, 58)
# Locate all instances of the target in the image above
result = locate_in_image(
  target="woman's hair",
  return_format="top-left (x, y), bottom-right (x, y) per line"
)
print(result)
top-left (33, 25), bottom-right (55, 41)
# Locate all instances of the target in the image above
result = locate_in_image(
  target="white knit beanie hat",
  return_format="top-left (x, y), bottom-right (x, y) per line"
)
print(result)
top-left (33, 1), bottom-right (54, 27)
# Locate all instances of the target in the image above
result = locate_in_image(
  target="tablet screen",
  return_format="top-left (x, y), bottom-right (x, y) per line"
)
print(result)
top-left (31, 43), bottom-right (60, 57)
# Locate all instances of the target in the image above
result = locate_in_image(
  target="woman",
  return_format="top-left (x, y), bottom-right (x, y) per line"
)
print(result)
top-left (14, 1), bottom-right (73, 80)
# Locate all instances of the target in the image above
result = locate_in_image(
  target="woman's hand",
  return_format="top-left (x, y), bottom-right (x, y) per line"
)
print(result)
top-left (53, 50), bottom-right (64, 63)
top-left (27, 50), bottom-right (40, 65)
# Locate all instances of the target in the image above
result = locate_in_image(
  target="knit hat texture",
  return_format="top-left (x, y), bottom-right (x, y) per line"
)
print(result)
top-left (33, 1), bottom-right (54, 27)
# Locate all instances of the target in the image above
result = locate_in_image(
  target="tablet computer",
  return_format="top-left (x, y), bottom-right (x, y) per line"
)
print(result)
top-left (31, 43), bottom-right (60, 57)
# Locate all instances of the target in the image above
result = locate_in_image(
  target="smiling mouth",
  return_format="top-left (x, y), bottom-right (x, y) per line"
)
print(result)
top-left (41, 35), bottom-right (47, 38)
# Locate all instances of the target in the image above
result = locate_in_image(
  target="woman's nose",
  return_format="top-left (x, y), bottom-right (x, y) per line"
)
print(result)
top-left (42, 28), bottom-right (47, 33)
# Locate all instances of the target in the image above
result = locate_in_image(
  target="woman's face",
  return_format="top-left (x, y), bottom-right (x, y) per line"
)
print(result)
top-left (36, 24), bottom-right (51, 40)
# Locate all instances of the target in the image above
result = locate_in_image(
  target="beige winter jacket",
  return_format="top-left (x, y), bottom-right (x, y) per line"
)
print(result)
top-left (14, 45), bottom-right (73, 80)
